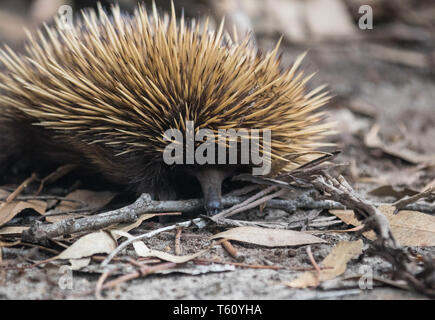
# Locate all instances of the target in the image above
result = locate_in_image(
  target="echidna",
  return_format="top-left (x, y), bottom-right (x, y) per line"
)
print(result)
top-left (0, 3), bottom-right (331, 215)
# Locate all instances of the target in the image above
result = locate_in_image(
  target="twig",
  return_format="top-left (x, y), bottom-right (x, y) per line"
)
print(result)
top-left (36, 164), bottom-right (77, 195)
top-left (75, 262), bottom-right (176, 297)
top-left (312, 175), bottom-right (396, 247)
top-left (224, 185), bottom-right (260, 197)
top-left (202, 216), bottom-right (294, 229)
top-left (174, 227), bottom-right (182, 256)
top-left (402, 202), bottom-right (435, 214)
top-left (0, 257), bottom-right (57, 270)
top-left (95, 268), bottom-right (118, 300)
top-left (212, 188), bottom-right (287, 219)
top-left (221, 239), bottom-right (238, 259)
top-left (5, 173), bottom-right (38, 203)
top-left (19, 178), bottom-right (433, 244)
top-left (0, 195), bottom-right (86, 204)
top-left (194, 259), bottom-right (324, 271)
top-left (393, 187), bottom-right (434, 213)
top-left (21, 191), bottom-right (346, 243)
top-left (22, 193), bottom-right (152, 242)
top-left (194, 259), bottom-right (282, 270)
top-left (308, 174), bottom-right (435, 297)
top-left (216, 186), bottom-right (278, 217)
top-left (100, 262), bottom-right (177, 291)
top-left (306, 245), bottom-right (321, 285)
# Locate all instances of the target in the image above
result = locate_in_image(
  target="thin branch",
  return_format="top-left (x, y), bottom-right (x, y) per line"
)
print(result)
top-left (215, 185), bottom-right (278, 218)
top-left (221, 239), bottom-right (239, 259)
top-left (174, 227), bottom-right (182, 256)
top-left (212, 188), bottom-right (287, 219)
top-left (5, 173), bottom-right (38, 203)
top-left (393, 187), bottom-right (434, 213)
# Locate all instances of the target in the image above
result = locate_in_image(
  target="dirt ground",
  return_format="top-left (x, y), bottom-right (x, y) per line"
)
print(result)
top-left (0, 0), bottom-right (435, 300)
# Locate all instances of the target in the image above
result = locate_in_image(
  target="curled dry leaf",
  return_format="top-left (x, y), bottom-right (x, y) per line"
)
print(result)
top-left (364, 124), bottom-right (435, 164)
top-left (112, 230), bottom-right (209, 263)
top-left (368, 185), bottom-right (420, 199)
top-left (113, 214), bottom-right (156, 232)
top-left (286, 240), bottom-right (363, 288)
top-left (0, 226), bottom-right (29, 236)
top-left (47, 190), bottom-right (117, 223)
top-left (70, 258), bottom-right (91, 270)
top-left (0, 200), bottom-right (46, 227)
top-left (56, 190), bottom-right (117, 211)
top-left (210, 226), bottom-right (326, 247)
top-left (330, 204), bottom-right (435, 246)
top-left (56, 231), bottom-right (117, 260)
top-left (134, 242), bottom-right (209, 264)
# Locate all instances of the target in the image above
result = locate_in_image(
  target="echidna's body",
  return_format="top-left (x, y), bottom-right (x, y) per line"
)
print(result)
top-left (0, 4), bottom-right (331, 214)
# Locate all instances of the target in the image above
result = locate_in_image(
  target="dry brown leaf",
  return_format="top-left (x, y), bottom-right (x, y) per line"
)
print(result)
top-left (286, 240), bottom-right (363, 288)
top-left (112, 230), bottom-right (209, 263)
top-left (0, 240), bottom-right (21, 247)
top-left (365, 124), bottom-right (435, 164)
top-left (54, 189), bottom-right (117, 212)
top-left (358, 165), bottom-right (428, 186)
top-left (56, 231), bottom-right (117, 260)
top-left (0, 189), bottom-right (9, 198)
top-left (331, 204), bottom-right (435, 246)
top-left (0, 226), bottom-right (29, 235)
top-left (368, 185), bottom-right (419, 199)
top-left (46, 213), bottom-right (86, 223)
top-left (46, 190), bottom-right (117, 223)
top-left (69, 258), bottom-right (91, 270)
top-left (210, 226), bottom-right (326, 247)
top-left (113, 214), bottom-right (156, 232)
top-left (134, 241), bottom-right (209, 263)
top-left (0, 200), bottom-right (46, 226)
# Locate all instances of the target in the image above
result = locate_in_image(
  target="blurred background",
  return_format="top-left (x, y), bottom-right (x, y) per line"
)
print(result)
top-left (1, 0), bottom-right (434, 50)
top-left (0, 0), bottom-right (435, 191)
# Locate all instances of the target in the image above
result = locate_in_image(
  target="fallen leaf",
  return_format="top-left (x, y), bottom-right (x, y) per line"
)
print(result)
top-left (210, 226), bottom-right (326, 247)
top-left (53, 190), bottom-right (116, 212)
top-left (56, 231), bottom-right (117, 260)
top-left (0, 189), bottom-right (9, 198)
top-left (113, 214), bottom-right (156, 232)
top-left (358, 165), bottom-right (428, 186)
top-left (0, 226), bottom-right (29, 235)
top-left (286, 240), bottom-right (363, 288)
top-left (330, 204), bottom-right (435, 246)
top-left (47, 190), bottom-right (117, 223)
top-left (69, 258), bottom-right (91, 270)
top-left (368, 185), bottom-right (420, 199)
top-left (134, 242), bottom-right (208, 263)
top-left (0, 240), bottom-right (21, 247)
top-left (0, 200), bottom-right (46, 226)
top-left (111, 230), bottom-right (209, 263)
top-left (365, 124), bottom-right (435, 164)
top-left (46, 213), bottom-right (86, 223)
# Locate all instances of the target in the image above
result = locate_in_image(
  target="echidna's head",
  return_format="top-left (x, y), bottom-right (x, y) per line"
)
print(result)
top-left (0, 4), bottom-right (332, 215)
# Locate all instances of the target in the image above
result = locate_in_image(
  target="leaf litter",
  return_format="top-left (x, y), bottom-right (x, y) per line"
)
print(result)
top-left (1, 0), bottom-right (435, 299)
top-left (330, 204), bottom-right (435, 246)
top-left (286, 240), bottom-right (363, 288)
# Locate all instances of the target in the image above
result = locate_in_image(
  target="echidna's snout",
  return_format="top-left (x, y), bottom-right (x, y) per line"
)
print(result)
top-left (187, 166), bottom-right (233, 216)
